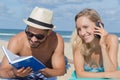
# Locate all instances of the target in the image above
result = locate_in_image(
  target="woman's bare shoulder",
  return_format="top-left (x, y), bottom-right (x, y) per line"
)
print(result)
top-left (106, 34), bottom-right (118, 44)
top-left (107, 34), bottom-right (118, 40)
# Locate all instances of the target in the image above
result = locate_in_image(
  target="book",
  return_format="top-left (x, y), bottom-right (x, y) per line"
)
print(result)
top-left (1, 46), bottom-right (46, 72)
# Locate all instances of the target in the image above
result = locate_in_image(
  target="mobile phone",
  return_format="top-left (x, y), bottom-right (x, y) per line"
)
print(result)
top-left (95, 22), bottom-right (104, 39)
top-left (96, 22), bottom-right (104, 28)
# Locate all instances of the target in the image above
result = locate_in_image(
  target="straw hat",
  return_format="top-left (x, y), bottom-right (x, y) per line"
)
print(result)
top-left (24, 7), bottom-right (55, 29)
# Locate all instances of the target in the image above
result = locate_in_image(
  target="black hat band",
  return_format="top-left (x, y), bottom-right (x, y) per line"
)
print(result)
top-left (27, 17), bottom-right (53, 28)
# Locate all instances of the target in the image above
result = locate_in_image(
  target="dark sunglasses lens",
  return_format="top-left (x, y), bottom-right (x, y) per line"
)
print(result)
top-left (26, 31), bottom-right (34, 37)
top-left (36, 35), bottom-right (45, 40)
top-left (25, 31), bottom-right (45, 40)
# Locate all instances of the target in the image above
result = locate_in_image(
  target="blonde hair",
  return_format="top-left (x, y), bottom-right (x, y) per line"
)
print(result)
top-left (71, 8), bottom-right (101, 56)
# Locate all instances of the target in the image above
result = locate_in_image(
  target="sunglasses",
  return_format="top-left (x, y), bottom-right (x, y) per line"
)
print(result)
top-left (25, 30), bottom-right (45, 40)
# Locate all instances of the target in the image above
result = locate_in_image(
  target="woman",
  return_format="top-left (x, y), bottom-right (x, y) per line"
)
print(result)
top-left (70, 8), bottom-right (119, 78)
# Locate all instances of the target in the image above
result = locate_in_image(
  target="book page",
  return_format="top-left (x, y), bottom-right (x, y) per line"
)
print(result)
top-left (12, 56), bottom-right (32, 64)
top-left (2, 46), bottom-right (19, 62)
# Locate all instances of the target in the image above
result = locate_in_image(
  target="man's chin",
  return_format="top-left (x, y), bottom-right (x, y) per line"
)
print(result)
top-left (29, 40), bottom-right (41, 48)
top-left (30, 44), bottom-right (40, 48)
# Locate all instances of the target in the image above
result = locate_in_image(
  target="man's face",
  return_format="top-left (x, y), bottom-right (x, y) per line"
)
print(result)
top-left (25, 26), bottom-right (49, 48)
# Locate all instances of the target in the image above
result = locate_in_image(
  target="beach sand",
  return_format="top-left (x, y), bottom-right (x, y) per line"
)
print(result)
top-left (0, 40), bottom-right (120, 80)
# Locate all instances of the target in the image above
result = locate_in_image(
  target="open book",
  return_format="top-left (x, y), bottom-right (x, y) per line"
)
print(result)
top-left (2, 46), bottom-right (46, 72)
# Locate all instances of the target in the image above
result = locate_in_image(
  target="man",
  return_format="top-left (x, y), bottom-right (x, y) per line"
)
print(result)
top-left (0, 7), bottom-right (66, 79)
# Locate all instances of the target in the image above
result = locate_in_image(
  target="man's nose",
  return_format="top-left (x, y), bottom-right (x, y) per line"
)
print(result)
top-left (31, 36), bottom-right (38, 42)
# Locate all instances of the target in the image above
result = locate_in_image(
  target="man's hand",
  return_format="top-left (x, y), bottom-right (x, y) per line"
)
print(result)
top-left (13, 67), bottom-right (32, 77)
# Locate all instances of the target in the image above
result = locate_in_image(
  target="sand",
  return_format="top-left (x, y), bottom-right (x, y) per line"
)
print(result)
top-left (0, 40), bottom-right (120, 80)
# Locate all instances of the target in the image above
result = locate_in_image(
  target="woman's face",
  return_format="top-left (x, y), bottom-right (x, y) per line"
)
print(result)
top-left (76, 16), bottom-right (96, 43)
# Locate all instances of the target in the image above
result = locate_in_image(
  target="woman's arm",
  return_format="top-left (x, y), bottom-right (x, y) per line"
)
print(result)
top-left (94, 25), bottom-right (118, 72)
top-left (74, 46), bottom-right (110, 78)
top-left (100, 34), bottom-right (118, 71)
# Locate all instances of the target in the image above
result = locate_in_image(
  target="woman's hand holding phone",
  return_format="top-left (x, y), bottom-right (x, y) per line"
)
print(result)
top-left (94, 22), bottom-right (104, 39)
top-left (94, 22), bottom-right (108, 46)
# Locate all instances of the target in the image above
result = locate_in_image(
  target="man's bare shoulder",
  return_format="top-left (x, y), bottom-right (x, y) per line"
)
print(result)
top-left (55, 32), bottom-right (64, 41)
top-left (50, 31), bottom-right (64, 44)
top-left (8, 31), bottom-right (27, 50)
top-left (10, 31), bottom-right (26, 42)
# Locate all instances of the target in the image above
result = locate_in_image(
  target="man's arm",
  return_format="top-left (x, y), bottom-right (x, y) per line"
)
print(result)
top-left (0, 33), bottom-right (32, 78)
top-left (0, 56), bottom-right (16, 78)
top-left (0, 36), bottom-right (21, 78)
top-left (41, 34), bottom-right (66, 77)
